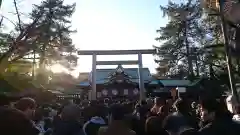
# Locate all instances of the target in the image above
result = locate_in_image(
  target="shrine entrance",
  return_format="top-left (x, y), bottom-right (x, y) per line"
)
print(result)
top-left (78, 49), bottom-right (156, 100)
top-left (95, 64), bottom-right (141, 100)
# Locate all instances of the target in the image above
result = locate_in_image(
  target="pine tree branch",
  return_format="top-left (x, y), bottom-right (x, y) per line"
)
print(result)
top-left (211, 63), bottom-right (226, 71)
top-left (10, 37), bottom-right (40, 62)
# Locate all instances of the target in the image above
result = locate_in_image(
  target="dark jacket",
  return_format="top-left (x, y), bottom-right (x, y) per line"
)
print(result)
top-left (53, 120), bottom-right (82, 135)
top-left (0, 107), bottom-right (39, 135)
top-left (199, 113), bottom-right (240, 135)
top-left (162, 112), bottom-right (199, 133)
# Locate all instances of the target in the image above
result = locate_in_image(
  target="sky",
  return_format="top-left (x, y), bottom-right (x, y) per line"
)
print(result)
top-left (1, 0), bottom-right (169, 76)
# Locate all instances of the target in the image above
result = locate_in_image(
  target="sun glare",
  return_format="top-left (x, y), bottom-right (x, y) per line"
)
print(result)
top-left (50, 64), bottom-right (67, 73)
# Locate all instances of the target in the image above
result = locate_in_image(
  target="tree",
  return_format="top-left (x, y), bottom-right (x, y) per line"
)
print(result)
top-left (27, 0), bottom-right (77, 84)
top-left (0, 0), bottom-right (45, 72)
top-left (0, 0), bottom-right (78, 90)
top-left (154, 0), bottom-right (240, 92)
top-left (154, 0), bottom-right (205, 79)
top-left (29, 0), bottom-right (77, 71)
top-left (200, 0), bottom-right (240, 85)
top-left (0, 0), bottom-right (77, 70)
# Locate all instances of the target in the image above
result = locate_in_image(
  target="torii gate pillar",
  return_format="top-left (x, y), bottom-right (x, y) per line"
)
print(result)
top-left (91, 54), bottom-right (97, 100)
top-left (138, 53), bottom-right (145, 100)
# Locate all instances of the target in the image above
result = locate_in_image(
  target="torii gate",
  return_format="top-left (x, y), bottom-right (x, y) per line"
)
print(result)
top-left (78, 49), bottom-right (156, 100)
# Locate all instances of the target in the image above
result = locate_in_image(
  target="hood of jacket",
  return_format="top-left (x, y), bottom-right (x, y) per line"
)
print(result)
top-left (89, 116), bottom-right (106, 125)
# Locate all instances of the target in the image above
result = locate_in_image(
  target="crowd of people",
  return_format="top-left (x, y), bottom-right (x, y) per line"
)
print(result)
top-left (1, 93), bottom-right (240, 135)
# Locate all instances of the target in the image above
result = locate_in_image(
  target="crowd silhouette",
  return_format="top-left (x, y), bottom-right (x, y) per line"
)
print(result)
top-left (1, 94), bottom-right (240, 135)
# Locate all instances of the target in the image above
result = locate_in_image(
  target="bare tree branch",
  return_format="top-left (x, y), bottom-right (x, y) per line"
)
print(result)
top-left (8, 11), bottom-right (28, 17)
top-left (212, 63), bottom-right (226, 71)
top-left (0, 16), bottom-right (3, 27)
top-left (10, 36), bottom-right (40, 62)
top-left (0, 8), bottom-right (44, 64)
top-left (0, 15), bottom-right (18, 28)
top-left (13, 0), bottom-right (22, 31)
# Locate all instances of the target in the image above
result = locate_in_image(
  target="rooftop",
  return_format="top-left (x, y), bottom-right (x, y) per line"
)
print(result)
top-left (88, 66), bottom-right (152, 82)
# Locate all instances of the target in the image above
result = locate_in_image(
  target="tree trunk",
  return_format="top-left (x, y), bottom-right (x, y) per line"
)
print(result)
top-left (195, 55), bottom-right (200, 77)
top-left (209, 63), bottom-right (214, 80)
top-left (0, 0), bottom-right (2, 9)
top-left (184, 20), bottom-right (194, 80)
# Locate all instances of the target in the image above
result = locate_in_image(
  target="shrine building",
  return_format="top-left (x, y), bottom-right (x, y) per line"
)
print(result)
top-left (77, 64), bottom-right (191, 100)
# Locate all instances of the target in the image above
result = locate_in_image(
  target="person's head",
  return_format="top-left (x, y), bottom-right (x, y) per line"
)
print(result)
top-left (145, 116), bottom-right (168, 135)
top-left (157, 105), bottom-right (168, 117)
top-left (44, 118), bottom-right (52, 130)
top-left (141, 100), bottom-right (147, 106)
top-left (154, 97), bottom-right (165, 106)
top-left (146, 98), bottom-right (153, 105)
top-left (179, 128), bottom-right (198, 135)
top-left (104, 98), bottom-right (109, 104)
top-left (61, 104), bottom-right (81, 121)
top-left (173, 98), bottom-right (190, 114)
top-left (134, 104), bottom-right (141, 111)
top-left (89, 100), bottom-right (98, 106)
top-left (14, 97), bottom-right (36, 119)
top-left (94, 104), bottom-right (106, 117)
top-left (0, 93), bottom-right (10, 106)
top-left (200, 99), bottom-right (220, 122)
top-left (226, 95), bottom-right (239, 114)
top-left (192, 101), bottom-right (197, 109)
top-left (139, 105), bottom-right (149, 118)
top-left (33, 108), bottom-right (43, 123)
top-left (56, 106), bottom-right (64, 115)
top-left (109, 104), bottom-right (128, 123)
top-left (235, 105), bottom-right (240, 114)
top-left (166, 99), bottom-right (173, 106)
top-left (0, 107), bottom-right (40, 135)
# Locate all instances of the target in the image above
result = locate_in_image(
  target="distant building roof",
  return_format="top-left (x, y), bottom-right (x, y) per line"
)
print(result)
top-left (159, 79), bottom-right (191, 87)
top-left (63, 89), bottom-right (83, 94)
top-left (79, 81), bottom-right (90, 86)
top-left (78, 72), bottom-right (89, 81)
top-left (149, 80), bottom-right (160, 85)
top-left (47, 90), bottom-right (63, 95)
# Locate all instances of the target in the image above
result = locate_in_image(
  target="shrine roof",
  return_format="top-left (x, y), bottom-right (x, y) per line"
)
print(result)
top-left (88, 67), bottom-right (152, 82)
top-left (78, 65), bottom-right (190, 87)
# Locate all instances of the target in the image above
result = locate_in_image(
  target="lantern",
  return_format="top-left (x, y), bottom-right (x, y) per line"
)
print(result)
top-left (133, 88), bottom-right (139, 95)
top-left (102, 89), bottom-right (108, 96)
top-left (112, 89), bottom-right (118, 95)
